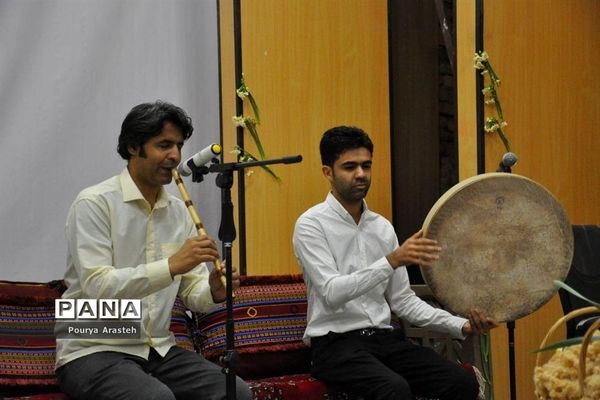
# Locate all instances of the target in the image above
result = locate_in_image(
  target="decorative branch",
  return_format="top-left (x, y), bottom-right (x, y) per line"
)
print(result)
top-left (474, 51), bottom-right (511, 153)
top-left (232, 74), bottom-right (280, 180)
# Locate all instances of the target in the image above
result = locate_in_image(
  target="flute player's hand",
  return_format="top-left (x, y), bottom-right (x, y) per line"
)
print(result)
top-left (209, 261), bottom-right (240, 303)
top-left (168, 235), bottom-right (220, 277)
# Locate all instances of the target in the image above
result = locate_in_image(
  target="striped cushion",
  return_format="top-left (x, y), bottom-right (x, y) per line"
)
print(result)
top-left (169, 297), bottom-right (196, 352)
top-left (0, 280), bottom-right (195, 387)
top-left (195, 274), bottom-right (311, 379)
top-left (0, 281), bottom-right (62, 387)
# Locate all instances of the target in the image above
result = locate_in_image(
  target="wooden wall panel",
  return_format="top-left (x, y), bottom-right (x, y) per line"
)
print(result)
top-left (459, 1), bottom-right (600, 399)
top-left (456, 1), bottom-right (478, 180)
top-left (218, 0), bottom-right (240, 268)
top-left (220, 0), bottom-right (391, 275)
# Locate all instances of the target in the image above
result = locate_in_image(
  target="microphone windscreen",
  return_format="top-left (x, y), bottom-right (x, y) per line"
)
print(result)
top-left (502, 152), bottom-right (518, 167)
top-left (176, 144), bottom-right (222, 177)
top-left (177, 160), bottom-right (192, 176)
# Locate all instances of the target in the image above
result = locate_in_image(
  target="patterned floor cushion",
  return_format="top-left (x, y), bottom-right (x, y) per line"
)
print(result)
top-left (248, 373), bottom-right (353, 400)
top-left (0, 280), bottom-right (195, 398)
top-left (194, 274), bottom-right (313, 380)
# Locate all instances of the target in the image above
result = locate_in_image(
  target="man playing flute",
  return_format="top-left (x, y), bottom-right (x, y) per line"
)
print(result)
top-left (55, 101), bottom-right (252, 400)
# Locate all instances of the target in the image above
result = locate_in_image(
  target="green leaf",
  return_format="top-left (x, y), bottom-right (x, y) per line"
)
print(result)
top-left (247, 93), bottom-right (261, 124)
top-left (533, 335), bottom-right (600, 353)
top-left (555, 280), bottom-right (600, 308)
top-left (236, 147), bottom-right (280, 181)
top-left (246, 121), bottom-right (267, 160)
top-left (234, 74), bottom-right (280, 182)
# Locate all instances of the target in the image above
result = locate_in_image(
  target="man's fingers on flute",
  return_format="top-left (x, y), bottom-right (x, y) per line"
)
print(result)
top-left (192, 235), bottom-right (217, 247)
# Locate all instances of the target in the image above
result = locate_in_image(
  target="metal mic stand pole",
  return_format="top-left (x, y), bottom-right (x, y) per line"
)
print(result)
top-left (214, 167), bottom-right (238, 400)
top-left (507, 320), bottom-right (516, 400)
top-left (206, 154), bottom-right (302, 400)
top-left (498, 162), bottom-right (516, 400)
top-left (187, 163), bottom-right (239, 400)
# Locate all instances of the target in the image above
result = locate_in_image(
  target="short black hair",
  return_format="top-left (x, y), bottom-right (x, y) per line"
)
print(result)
top-left (319, 126), bottom-right (374, 167)
top-left (117, 101), bottom-right (194, 160)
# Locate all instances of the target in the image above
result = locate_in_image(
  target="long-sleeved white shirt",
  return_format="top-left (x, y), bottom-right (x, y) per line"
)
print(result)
top-left (293, 192), bottom-right (467, 345)
top-left (56, 168), bottom-right (218, 368)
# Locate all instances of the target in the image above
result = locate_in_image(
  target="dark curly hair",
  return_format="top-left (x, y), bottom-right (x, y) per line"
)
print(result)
top-left (117, 101), bottom-right (194, 160)
top-left (319, 126), bottom-right (374, 167)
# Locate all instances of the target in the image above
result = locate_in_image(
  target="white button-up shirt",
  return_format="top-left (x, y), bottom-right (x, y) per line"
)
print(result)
top-left (56, 168), bottom-right (218, 368)
top-left (293, 192), bottom-right (466, 345)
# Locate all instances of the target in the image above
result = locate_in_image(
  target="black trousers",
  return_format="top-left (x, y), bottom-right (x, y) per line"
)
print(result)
top-left (311, 329), bottom-right (478, 400)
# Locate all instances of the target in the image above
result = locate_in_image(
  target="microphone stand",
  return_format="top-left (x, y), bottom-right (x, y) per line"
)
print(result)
top-left (496, 162), bottom-right (512, 173)
top-left (189, 154), bottom-right (302, 400)
top-left (496, 159), bottom-right (516, 400)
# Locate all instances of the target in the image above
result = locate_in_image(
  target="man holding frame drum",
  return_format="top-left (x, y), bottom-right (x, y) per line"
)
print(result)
top-left (55, 101), bottom-right (252, 400)
top-left (293, 126), bottom-right (498, 400)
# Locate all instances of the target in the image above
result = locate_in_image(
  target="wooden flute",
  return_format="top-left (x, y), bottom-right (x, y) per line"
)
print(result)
top-left (172, 168), bottom-right (228, 289)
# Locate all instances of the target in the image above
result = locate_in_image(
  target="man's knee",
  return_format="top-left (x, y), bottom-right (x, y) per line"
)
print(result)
top-left (446, 366), bottom-right (480, 400)
top-left (366, 374), bottom-right (412, 400)
top-left (144, 385), bottom-right (176, 400)
top-left (235, 378), bottom-right (253, 400)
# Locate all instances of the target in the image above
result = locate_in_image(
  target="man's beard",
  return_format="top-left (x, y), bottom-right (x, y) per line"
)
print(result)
top-left (334, 179), bottom-right (370, 202)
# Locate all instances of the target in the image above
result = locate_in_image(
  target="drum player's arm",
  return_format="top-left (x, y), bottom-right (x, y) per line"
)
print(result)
top-left (386, 280), bottom-right (497, 338)
top-left (384, 230), bottom-right (467, 339)
top-left (386, 274), bottom-right (468, 339)
top-left (385, 231), bottom-right (498, 337)
top-left (293, 215), bottom-right (395, 309)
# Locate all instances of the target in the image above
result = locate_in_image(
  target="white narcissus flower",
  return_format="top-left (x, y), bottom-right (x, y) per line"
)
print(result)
top-left (473, 51), bottom-right (489, 69)
top-left (484, 117), bottom-right (500, 132)
top-left (232, 116), bottom-right (246, 128)
top-left (243, 116), bottom-right (256, 126)
top-left (236, 87), bottom-right (249, 100)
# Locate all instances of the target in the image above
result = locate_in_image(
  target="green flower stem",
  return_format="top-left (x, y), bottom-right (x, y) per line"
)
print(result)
top-left (493, 95), bottom-right (504, 122)
top-left (480, 333), bottom-right (494, 400)
top-left (497, 128), bottom-right (511, 153)
top-left (246, 121), bottom-right (267, 160)
top-left (485, 63), bottom-right (501, 87)
top-left (234, 146), bottom-right (280, 181)
top-left (234, 74), bottom-right (281, 182)
top-left (475, 53), bottom-right (512, 156)
top-left (247, 93), bottom-right (261, 124)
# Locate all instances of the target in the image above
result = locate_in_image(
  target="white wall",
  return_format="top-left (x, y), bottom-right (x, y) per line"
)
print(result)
top-left (0, 0), bottom-right (222, 281)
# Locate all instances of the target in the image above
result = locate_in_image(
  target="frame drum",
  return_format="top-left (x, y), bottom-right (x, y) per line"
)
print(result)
top-left (421, 173), bottom-right (573, 322)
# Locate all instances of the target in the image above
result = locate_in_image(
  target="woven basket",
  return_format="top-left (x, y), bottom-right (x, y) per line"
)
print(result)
top-left (535, 306), bottom-right (600, 399)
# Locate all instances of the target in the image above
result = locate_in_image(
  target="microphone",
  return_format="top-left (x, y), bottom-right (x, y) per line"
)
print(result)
top-left (177, 144), bottom-right (222, 176)
top-left (496, 152), bottom-right (518, 173)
